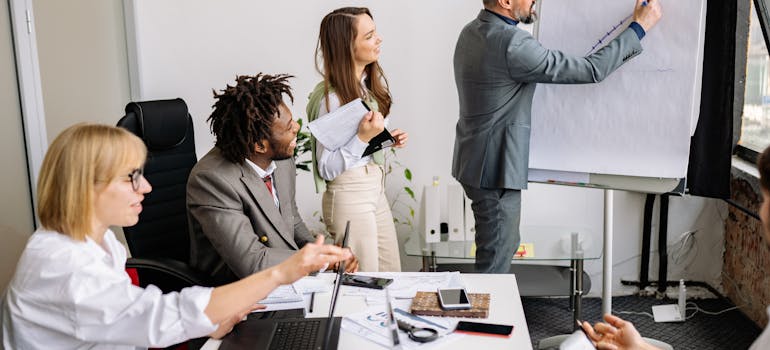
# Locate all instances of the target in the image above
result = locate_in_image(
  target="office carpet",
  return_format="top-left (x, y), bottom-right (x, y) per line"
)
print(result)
top-left (522, 296), bottom-right (761, 350)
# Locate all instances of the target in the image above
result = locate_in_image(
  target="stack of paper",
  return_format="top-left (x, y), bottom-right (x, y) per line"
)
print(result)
top-left (307, 98), bottom-right (369, 151)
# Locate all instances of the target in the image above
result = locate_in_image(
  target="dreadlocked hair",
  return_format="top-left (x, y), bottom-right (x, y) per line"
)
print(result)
top-left (208, 73), bottom-right (294, 163)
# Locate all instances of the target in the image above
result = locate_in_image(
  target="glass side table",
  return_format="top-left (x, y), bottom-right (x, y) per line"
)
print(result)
top-left (404, 225), bottom-right (601, 331)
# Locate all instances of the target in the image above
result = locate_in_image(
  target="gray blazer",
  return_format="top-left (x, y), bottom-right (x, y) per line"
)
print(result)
top-left (452, 10), bottom-right (643, 190)
top-left (187, 148), bottom-right (315, 283)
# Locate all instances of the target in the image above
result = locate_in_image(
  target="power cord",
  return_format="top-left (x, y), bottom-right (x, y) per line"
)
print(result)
top-left (586, 229), bottom-right (700, 279)
top-left (685, 301), bottom-right (744, 320)
top-left (614, 300), bottom-right (744, 321)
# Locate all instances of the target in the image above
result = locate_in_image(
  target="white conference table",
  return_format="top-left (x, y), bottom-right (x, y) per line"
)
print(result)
top-left (202, 273), bottom-right (532, 350)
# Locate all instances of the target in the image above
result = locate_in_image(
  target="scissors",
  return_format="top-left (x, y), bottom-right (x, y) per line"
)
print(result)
top-left (395, 319), bottom-right (439, 343)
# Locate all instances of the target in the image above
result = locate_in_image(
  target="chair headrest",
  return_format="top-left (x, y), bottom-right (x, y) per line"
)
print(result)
top-left (125, 98), bottom-right (190, 150)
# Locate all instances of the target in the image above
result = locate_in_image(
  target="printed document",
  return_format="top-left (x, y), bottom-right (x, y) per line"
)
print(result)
top-left (307, 98), bottom-right (369, 151)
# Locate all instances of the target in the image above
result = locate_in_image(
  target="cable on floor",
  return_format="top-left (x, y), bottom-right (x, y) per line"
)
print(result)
top-left (613, 301), bottom-right (744, 321)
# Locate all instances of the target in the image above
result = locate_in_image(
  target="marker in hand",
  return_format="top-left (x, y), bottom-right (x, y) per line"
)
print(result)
top-left (641, 0), bottom-right (647, 6)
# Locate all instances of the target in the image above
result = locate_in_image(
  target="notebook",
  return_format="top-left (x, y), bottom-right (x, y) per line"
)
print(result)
top-left (220, 221), bottom-right (351, 350)
top-left (409, 291), bottom-right (490, 318)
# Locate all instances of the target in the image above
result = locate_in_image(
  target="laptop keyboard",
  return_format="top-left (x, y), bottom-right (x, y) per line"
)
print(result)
top-left (269, 320), bottom-right (322, 350)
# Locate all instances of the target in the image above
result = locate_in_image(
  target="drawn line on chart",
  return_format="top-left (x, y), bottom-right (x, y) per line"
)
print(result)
top-left (623, 68), bottom-right (675, 73)
top-left (585, 13), bottom-right (633, 56)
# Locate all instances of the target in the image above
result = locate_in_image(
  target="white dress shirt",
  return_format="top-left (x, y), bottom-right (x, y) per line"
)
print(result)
top-left (750, 306), bottom-right (770, 350)
top-left (315, 92), bottom-right (390, 181)
top-left (1, 229), bottom-right (216, 349)
top-left (245, 159), bottom-right (279, 208)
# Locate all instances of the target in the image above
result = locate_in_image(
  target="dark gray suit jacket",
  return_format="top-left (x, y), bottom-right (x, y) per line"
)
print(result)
top-left (452, 10), bottom-right (643, 190)
top-left (187, 148), bottom-right (315, 283)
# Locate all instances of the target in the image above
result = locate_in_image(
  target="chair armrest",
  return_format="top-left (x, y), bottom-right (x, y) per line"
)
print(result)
top-left (126, 257), bottom-right (213, 292)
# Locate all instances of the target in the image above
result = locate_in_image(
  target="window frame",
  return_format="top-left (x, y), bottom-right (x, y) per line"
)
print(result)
top-left (737, 0), bottom-right (770, 163)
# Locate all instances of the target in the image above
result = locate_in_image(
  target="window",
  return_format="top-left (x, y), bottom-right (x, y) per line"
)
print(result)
top-left (739, 0), bottom-right (770, 156)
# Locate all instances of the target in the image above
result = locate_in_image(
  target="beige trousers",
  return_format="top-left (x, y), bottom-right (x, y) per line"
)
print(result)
top-left (322, 163), bottom-right (402, 272)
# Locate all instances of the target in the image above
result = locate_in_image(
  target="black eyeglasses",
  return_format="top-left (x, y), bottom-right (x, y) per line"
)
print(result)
top-left (127, 168), bottom-right (144, 191)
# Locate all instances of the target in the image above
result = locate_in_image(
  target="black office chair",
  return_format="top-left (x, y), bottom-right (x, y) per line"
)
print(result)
top-left (117, 98), bottom-right (211, 293)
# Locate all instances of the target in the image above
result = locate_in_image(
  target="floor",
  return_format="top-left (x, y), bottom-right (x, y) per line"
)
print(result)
top-left (522, 296), bottom-right (762, 350)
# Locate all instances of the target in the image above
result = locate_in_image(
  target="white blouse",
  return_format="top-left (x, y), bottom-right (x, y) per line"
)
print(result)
top-left (1, 229), bottom-right (216, 349)
top-left (750, 306), bottom-right (770, 350)
top-left (315, 92), bottom-right (391, 181)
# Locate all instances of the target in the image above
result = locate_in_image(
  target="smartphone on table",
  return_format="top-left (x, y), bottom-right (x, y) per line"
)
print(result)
top-left (341, 274), bottom-right (394, 289)
top-left (454, 321), bottom-right (514, 337)
top-left (437, 288), bottom-right (471, 310)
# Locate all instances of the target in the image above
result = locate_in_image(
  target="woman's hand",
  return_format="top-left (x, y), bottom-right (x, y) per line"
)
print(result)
top-left (273, 236), bottom-right (351, 285)
top-left (357, 111), bottom-right (385, 143)
top-left (209, 304), bottom-right (265, 339)
top-left (390, 129), bottom-right (408, 148)
top-left (581, 314), bottom-right (659, 350)
top-left (341, 248), bottom-right (359, 273)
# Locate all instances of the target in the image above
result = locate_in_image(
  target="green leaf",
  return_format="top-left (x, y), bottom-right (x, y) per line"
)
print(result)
top-left (404, 187), bottom-right (414, 200)
top-left (404, 168), bottom-right (412, 181)
top-left (410, 208), bottom-right (415, 218)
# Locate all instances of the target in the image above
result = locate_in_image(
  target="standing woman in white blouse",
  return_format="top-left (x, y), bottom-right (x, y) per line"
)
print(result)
top-left (0, 124), bottom-right (349, 349)
top-left (307, 7), bottom-right (408, 272)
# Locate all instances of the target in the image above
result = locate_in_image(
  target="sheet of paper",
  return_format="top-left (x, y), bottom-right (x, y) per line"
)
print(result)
top-left (341, 300), bottom-right (462, 349)
top-left (250, 293), bottom-right (309, 313)
top-left (307, 98), bottom-right (368, 151)
top-left (258, 284), bottom-right (303, 304)
top-left (293, 275), bottom-right (332, 294)
top-left (529, 0), bottom-right (706, 178)
top-left (528, 169), bottom-right (590, 184)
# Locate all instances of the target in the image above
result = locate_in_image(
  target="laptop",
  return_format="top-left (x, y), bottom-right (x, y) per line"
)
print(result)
top-left (221, 221), bottom-right (351, 350)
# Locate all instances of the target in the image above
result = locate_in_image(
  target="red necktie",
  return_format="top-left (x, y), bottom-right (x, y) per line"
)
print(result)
top-left (263, 175), bottom-right (273, 195)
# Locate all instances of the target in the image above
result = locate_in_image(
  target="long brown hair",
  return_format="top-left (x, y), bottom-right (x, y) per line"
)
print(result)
top-left (315, 7), bottom-right (392, 116)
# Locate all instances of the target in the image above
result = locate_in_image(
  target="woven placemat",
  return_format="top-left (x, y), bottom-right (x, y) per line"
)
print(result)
top-left (410, 291), bottom-right (490, 318)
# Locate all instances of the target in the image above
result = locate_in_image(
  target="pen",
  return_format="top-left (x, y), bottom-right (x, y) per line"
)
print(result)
top-left (309, 292), bottom-right (316, 313)
top-left (642, 1), bottom-right (648, 6)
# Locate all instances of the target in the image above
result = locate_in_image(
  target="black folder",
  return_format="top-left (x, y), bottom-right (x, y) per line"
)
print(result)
top-left (359, 101), bottom-right (396, 157)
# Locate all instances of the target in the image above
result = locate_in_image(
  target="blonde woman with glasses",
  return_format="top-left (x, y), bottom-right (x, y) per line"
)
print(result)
top-left (1, 123), bottom-right (349, 349)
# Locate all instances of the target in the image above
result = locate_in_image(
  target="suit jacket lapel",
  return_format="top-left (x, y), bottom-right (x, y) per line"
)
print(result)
top-left (273, 162), bottom-right (294, 233)
top-left (239, 163), bottom-right (295, 248)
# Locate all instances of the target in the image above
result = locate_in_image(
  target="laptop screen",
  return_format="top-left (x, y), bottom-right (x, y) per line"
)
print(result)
top-left (328, 220), bottom-right (349, 318)
top-left (322, 220), bottom-right (350, 349)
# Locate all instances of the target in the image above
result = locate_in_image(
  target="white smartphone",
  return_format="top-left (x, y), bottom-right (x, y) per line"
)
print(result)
top-left (437, 288), bottom-right (471, 310)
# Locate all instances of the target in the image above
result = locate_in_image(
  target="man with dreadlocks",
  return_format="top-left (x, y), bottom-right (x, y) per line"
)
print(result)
top-left (187, 73), bottom-right (358, 284)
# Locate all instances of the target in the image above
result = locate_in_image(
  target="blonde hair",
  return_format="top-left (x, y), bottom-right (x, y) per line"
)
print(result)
top-left (37, 123), bottom-right (146, 241)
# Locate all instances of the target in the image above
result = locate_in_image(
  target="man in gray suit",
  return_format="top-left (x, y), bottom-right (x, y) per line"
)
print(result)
top-left (188, 73), bottom-right (358, 283)
top-left (453, 0), bottom-right (662, 273)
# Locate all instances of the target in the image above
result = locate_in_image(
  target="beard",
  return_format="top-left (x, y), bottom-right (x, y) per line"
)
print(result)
top-left (271, 146), bottom-right (294, 161)
top-left (517, 2), bottom-right (538, 24)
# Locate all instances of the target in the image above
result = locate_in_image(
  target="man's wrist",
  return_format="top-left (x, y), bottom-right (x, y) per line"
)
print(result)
top-left (629, 21), bottom-right (646, 40)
